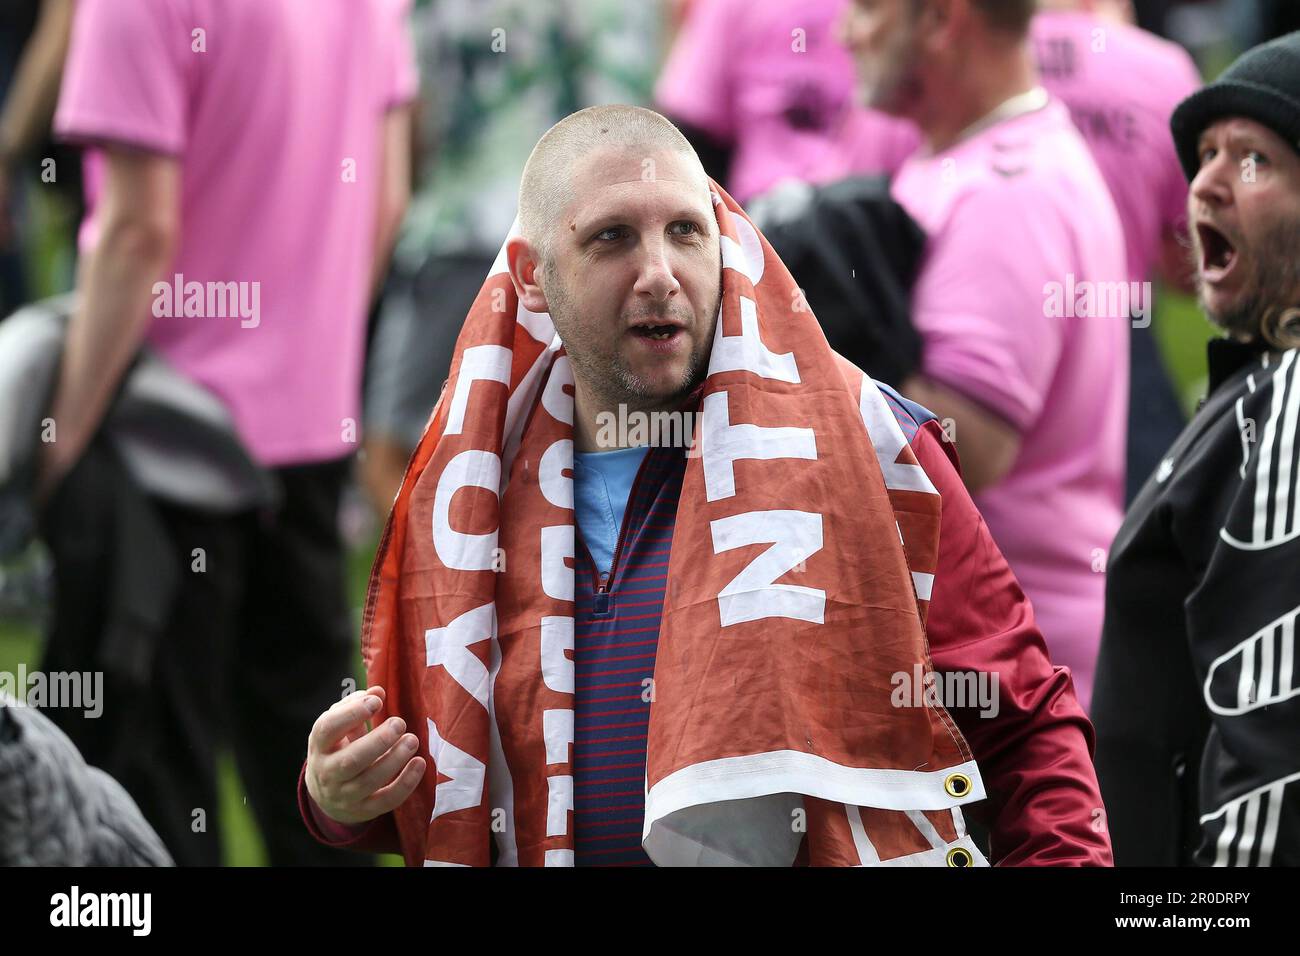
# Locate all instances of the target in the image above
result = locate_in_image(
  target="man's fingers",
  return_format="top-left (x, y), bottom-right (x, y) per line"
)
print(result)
top-left (327, 686), bottom-right (385, 715)
top-left (310, 693), bottom-right (383, 755)
top-left (341, 731), bottom-right (420, 802)
top-left (361, 755), bottom-right (427, 817)
top-left (328, 685), bottom-right (388, 742)
top-left (325, 716), bottom-right (408, 783)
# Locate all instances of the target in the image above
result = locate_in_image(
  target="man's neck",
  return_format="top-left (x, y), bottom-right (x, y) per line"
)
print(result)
top-left (572, 380), bottom-right (685, 452)
top-left (921, 44), bottom-right (1040, 153)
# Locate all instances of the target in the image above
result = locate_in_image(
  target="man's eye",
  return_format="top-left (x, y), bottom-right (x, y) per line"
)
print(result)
top-left (596, 227), bottom-right (626, 242)
top-left (1245, 149), bottom-right (1268, 165)
top-left (1199, 147), bottom-right (1217, 166)
top-left (670, 221), bottom-right (699, 237)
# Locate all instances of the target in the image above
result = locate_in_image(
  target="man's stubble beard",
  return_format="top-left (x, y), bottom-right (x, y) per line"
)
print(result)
top-left (545, 261), bottom-right (722, 412)
top-left (1196, 214), bottom-right (1300, 348)
top-left (859, 15), bottom-right (923, 116)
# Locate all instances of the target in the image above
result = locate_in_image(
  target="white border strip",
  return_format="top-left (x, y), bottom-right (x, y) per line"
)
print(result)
top-left (644, 751), bottom-right (985, 841)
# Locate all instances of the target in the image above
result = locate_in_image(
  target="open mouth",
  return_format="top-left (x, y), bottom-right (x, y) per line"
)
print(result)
top-left (630, 323), bottom-right (682, 341)
top-left (1197, 221), bottom-right (1238, 282)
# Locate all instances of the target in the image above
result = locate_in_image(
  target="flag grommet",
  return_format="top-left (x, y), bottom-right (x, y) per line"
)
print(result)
top-left (944, 772), bottom-right (972, 798)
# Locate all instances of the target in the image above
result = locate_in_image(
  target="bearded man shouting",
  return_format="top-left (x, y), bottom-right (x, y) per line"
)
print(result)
top-left (1094, 32), bottom-right (1300, 867)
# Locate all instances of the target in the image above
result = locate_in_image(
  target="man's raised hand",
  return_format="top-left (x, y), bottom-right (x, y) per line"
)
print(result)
top-left (305, 685), bottom-right (426, 825)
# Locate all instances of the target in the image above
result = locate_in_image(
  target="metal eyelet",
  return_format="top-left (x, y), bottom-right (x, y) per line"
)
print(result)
top-left (944, 772), bottom-right (972, 798)
top-left (946, 847), bottom-right (973, 867)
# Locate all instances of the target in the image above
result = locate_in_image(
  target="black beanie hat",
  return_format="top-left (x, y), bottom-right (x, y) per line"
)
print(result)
top-left (1171, 30), bottom-right (1300, 181)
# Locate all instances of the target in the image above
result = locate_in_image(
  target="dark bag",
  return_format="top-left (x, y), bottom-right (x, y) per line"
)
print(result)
top-left (748, 175), bottom-right (926, 388)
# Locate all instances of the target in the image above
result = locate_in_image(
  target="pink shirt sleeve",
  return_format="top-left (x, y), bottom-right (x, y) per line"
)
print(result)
top-left (55, 0), bottom-right (192, 155)
top-left (655, 0), bottom-right (738, 142)
top-left (382, 0), bottom-right (420, 111)
top-left (912, 185), bottom-right (1068, 433)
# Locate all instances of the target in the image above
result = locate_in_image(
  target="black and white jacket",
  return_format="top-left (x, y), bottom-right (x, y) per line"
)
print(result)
top-left (1094, 339), bottom-right (1300, 866)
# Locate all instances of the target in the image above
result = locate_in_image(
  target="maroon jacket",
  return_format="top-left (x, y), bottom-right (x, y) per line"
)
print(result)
top-left (301, 393), bottom-right (1113, 866)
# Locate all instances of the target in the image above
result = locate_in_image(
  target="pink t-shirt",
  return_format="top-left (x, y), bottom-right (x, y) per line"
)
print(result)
top-left (655, 0), bottom-right (921, 204)
top-left (1033, 10), bottom-right (1201, 282)
top-left (892, 99), bottom-right (1128, 710)
top-left (56, 0), bottom-right (419, 467)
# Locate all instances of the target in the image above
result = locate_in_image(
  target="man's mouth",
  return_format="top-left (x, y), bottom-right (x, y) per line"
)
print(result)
top-left (1197, 221), bottom-right (1240, 284)
top-left (627, 318), bottom-right (687, 344)
top-left (633, 325), bottom-right (679, 340)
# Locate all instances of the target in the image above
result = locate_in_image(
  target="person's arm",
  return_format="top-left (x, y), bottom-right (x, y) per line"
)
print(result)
top-left (900, 182), bottom-right (1071, 494)
top-left (1180, 356), bottom-right (1300, 866)
top-left (0, 0), bottom-right (74, 158)
top-left (898, 373), bottom-right (1020, 492)
top-left (0, 0), bottom-right (74, 247)
top-left (368, 104), bottom-right (413, 303)
top-left (909, 415), bottom-right (1112, 866)
top-left (366, 0), bottom-right (418, 302)
top-left (36, 146), bottom-right (179, 500)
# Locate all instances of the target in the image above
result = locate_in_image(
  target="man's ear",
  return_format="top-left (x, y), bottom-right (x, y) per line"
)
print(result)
top-left (918, 0), bottom-right (960, 55)
top-left (506, 235), bottom-right (550, 314)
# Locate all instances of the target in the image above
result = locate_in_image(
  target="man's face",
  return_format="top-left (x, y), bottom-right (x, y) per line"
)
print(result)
top-left (539, 147), bottom-right (722, 410)
top-left (1189, 117), bottom-right (1300, 340)
top-left (838, 0), bottom-right (924, 116)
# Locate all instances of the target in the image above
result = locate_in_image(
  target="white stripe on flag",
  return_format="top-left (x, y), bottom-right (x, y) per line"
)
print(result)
top-left (846, 805), bottom-right (881, 865)
top-left (905, 809), bottom-right (947, 850)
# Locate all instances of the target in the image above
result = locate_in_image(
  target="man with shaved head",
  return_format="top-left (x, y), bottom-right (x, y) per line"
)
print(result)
top-left (296, 105), bottom-right (1112, 867)
top-left (513, 107), bottom-right (721, 426)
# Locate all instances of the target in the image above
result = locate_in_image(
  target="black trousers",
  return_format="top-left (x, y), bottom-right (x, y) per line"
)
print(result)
top-left (40, 445), bottom-right (371, 866)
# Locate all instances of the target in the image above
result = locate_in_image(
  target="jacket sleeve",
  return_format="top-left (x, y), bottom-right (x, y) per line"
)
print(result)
top-left (911, 419), bottom-right (1114, 866)
top-left (297, 760), bottom-right (402, 856)
top-left (1181, 352), bottom-right (1300, 866)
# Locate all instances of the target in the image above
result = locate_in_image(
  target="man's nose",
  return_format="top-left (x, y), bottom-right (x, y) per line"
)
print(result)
top-left (633, 236), bottom-right (681, 303)
top-left (1190, 151), bottom-right (1235, 209)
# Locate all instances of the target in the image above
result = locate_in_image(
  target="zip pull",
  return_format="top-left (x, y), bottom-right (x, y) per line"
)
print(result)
top-left (594, 571), bottom-right (612, 616)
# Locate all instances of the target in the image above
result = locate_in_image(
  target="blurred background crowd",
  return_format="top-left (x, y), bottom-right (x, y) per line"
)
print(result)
top-left (0, 0), bottom-right (1296, 866)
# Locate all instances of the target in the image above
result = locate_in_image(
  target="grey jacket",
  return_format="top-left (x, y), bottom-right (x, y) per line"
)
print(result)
top-left (0, 693), bottom-right (174, 866)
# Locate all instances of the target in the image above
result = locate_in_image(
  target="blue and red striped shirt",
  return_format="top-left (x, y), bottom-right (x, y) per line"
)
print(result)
top-left (572, 443), bottom-right (684, 866)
